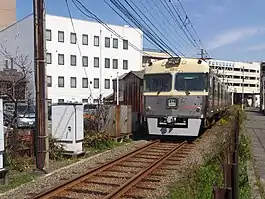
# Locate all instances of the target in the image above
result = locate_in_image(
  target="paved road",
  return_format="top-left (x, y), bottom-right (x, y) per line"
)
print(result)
top-left (244, 108), bottom-right (265, 182)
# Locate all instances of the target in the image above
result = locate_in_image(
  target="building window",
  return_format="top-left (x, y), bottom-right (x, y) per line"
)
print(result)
top-left (94, 57), bottom-right (99, 68)
top-left (58, 99), bottom-right (64, 103)
top-left (105, 58), bottom-right (110, 68)
top-left (70, 33), bottom-right (76, 44)
top-left (70, 55), bottom-right (76, 66)
top-left (82, 56), bottom-right (88, 67)
top-left (58, 54), bottom-right (64, 65)
top-left (123, 60), bottom-right (128, 70)
top-left (46, 29), bottom-right (51, 41)
top-left (70, 77), bottom-right (76, 88)
top-left (58, 31), bottom-right (64, 42)
top-left (105, 37), bottom-right (110, 48)
top-left (47, 76), bottom-right (52, 87)
top-left (94, 36), bottom-right (99, 46)
top-left (82, 78), bottom-right (88, 88)
top-left (82, 34), bottom-right (88, 45)
top-left (105, 79), bottom-right (110, 89)
top-left (82, 99), bottom-right (88, 103)
top-left (93, 99), bottom-right (99, 104)
top-left (94, 78), bottom-right (99, 89)
top-left (113, 38), bottom-right (118, 49)
top-left (46, 53), bottom-right (52, 64)
top-left (123, 39), bottom-right (128, 49)
top-left (58, 76), bottom-right (64, 87)
top-left (113, 59), bottom-right (118, 69)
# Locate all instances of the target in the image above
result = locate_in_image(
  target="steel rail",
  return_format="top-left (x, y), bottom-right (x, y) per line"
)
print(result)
top-left (31, 140), bottom-right (160, 199)
top-left (103, 140), bottom-right (187, 199)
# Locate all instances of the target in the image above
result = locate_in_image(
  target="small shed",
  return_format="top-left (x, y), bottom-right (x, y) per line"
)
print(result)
top-left (104, 70), bottom-right (144, 132)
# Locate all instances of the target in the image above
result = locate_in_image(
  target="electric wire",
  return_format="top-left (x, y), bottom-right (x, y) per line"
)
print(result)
top-left (72, 0), bottom-right (150, 56)
top-left (65, 0), bottom-right (93, 100)
top-left (125, 0), bottom-right (184, 56)
top-left (108, 0), bottom-right (177, 57)
top-left (176, 0), bottom-right (210, 57)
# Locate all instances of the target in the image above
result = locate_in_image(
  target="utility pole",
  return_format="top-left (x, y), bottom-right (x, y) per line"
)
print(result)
top-left (116, 72), bottom-right (119, 106)
top-left (242, 66), bottom-right (244, 110)
top-left (99, 28), bottom-right (102, 103)
top-left (199, 49), bottom-right (205, 59)
top-left (33, 0), bottom-right (49, 171)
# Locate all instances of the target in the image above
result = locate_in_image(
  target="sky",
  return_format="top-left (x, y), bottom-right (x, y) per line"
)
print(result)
top-left (16, 0), bottom-right (265, 62)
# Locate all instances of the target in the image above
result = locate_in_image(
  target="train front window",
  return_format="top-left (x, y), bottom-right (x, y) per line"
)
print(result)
top-left (144, 74), bottom-right (172, 92)
top-left (175, 73), bottom-right (208, 91)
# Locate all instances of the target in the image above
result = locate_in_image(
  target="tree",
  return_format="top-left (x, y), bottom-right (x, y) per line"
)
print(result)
top-left (0, 44), bottom-right (34, 158)
top-left (0, 44), bottom-right (33, 128)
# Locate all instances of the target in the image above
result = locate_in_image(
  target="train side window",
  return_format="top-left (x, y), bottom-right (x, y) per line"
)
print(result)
top-left (209, 75), bottom-right (213, 100)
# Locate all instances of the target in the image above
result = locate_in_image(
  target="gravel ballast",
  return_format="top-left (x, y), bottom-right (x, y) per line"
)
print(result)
top-left (0, 140), bottom-right (150, 199)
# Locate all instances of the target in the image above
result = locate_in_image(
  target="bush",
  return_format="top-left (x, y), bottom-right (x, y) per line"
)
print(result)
top-left (49, 136), bottom-right (65, 160)
top-left (4, 151), bottom-right (33, 172)
top-left (83, 132), bottom-right (113, 150)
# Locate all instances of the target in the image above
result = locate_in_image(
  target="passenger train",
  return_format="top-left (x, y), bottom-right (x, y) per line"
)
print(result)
top-left (142, 57), bottom-right (232, 137)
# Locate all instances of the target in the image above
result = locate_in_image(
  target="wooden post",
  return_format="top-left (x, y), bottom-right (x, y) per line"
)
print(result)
top-left (115, 105), bottom-right (121, 137)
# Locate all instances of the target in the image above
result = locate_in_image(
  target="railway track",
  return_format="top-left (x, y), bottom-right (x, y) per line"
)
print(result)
top-left (30, 140), bottom-right (194, 199)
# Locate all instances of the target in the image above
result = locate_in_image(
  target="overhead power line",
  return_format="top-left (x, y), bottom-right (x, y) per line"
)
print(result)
top-left (71, 0), bottom-right (151, 57)
top-left (107, 0), bottom-right (179, 57)
top-left (106, 0), bottom-right (210, 58)
top-left (65, 0), bottom-right (93, 100)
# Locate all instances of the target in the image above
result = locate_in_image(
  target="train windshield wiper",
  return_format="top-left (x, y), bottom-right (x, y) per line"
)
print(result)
top-left (184, 80), bottom-right (190, 96)
top-left (157, 87), bottom-right (163, 95)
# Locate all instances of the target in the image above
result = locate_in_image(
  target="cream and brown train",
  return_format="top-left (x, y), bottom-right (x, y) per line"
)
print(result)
top-left (142, 57), bottom-right (232, 137)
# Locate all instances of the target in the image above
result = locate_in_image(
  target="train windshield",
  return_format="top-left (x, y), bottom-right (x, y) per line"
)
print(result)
top-left (144, 74), bottom-right (172, 92)
top-left (175, 73), bottom-right (208, 91)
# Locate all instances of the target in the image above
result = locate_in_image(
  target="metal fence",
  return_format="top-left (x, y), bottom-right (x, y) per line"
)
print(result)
top-left (213, 111), bottom-right (239, 199)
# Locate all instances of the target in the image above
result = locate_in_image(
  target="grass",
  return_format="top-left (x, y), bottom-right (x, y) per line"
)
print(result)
top-left (0, 171), bottom-right (36, 193)
top-left (85, 137), bottom-right (132, 152)
top-left (165, 106), bottom-right (252, 199)
top-left (238, 133), bottom-right (252, 199)
top-left (165, 158), bottom-right (223, 199)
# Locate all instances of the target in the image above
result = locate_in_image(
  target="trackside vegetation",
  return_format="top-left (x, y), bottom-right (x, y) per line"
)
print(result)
top-left (165, 105), bottom-right (251, 199)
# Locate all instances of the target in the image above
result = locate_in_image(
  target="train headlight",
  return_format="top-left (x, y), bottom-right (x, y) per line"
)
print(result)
top-left (146, 106), bottom-right (151, 112)
top-left (167, 98), bottom-right (177, 107)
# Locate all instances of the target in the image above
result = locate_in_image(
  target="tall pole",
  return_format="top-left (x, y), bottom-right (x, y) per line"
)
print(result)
top-left (116, 72), bottom-right (119, 105)
top-left (33, 0), bottom-right (49, 171)
top-left (199, 49), bottom-right (204, 59)
top-left (242, 66), bottom-right (244, 110)
top-left (99, 28), bottom-right (102, 103)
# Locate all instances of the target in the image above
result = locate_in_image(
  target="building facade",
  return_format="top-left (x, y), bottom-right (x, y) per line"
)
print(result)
top-left (0, 14), bottom-right (143, 104)
top-left (0, 0), bottom-right (16, 30)
top-left (142, 48), bottom-right (170, 68)
top-left (259, 62), bottom-right (265, 111)
top-left (206, 59), bottom-right (260, 106)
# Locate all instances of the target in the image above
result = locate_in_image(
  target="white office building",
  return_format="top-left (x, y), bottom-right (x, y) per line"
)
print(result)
top-left (0, 14), bottom-right (143, 104)
top-left (206, 59), bottom-right (260, 106)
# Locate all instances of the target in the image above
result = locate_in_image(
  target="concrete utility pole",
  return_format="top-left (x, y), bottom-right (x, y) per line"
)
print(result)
top-left (116, 72), bottom-right (119, 106)
top-left (242, 66), bottom-right (244, 110)
top-left (33, 0), bottom-right (49, 171)
top-left (99, 28), bottom-right (102, 103)
top-left (199, 49), bottom-right (205, 59)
